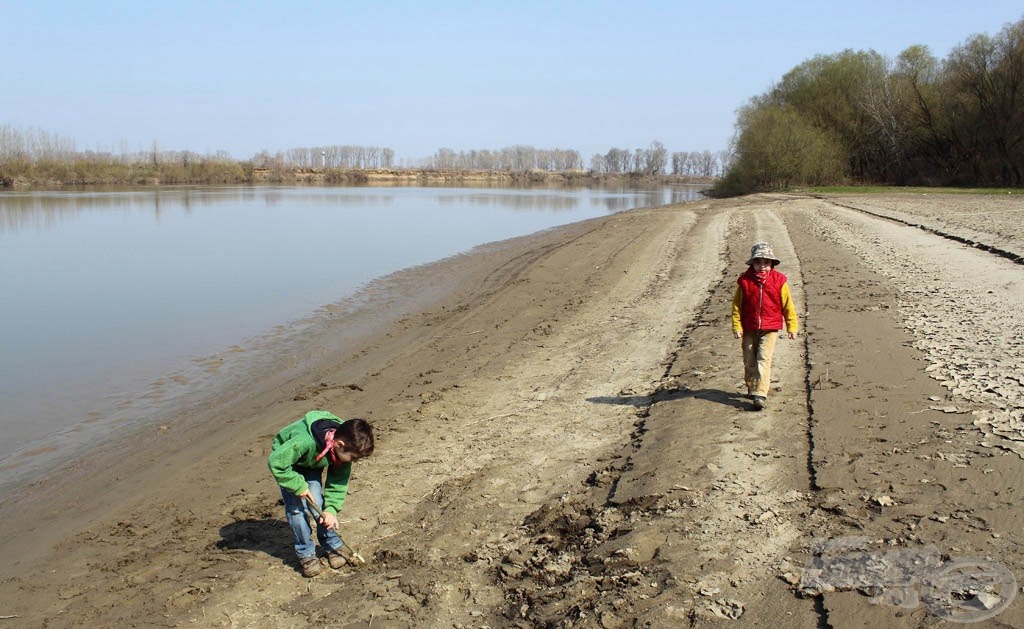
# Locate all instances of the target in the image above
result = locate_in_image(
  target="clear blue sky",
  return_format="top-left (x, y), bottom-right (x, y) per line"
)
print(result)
top-left (3, 1), bottom-right (1021, 163)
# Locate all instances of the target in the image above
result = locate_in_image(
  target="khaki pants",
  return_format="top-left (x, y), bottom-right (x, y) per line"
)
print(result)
top-left (741, 330), bottom-right (778, 398)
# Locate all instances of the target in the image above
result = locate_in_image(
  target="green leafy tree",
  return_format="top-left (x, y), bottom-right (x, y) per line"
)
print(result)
top-left (720, 103), bottom-right (845, 193)
top-left (769, 50), bottom-right (883, 180)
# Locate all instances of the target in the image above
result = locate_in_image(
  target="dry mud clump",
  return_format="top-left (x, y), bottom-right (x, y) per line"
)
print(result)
top-left (485, 495), bottom-right (675, 626)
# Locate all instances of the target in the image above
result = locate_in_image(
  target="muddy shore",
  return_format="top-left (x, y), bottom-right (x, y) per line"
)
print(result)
top-left (1, 192), bottom-right (1022, 627)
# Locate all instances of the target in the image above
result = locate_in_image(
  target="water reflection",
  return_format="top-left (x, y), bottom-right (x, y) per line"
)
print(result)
top-left (0, 184), bottom-right (707, 233)
top-left (0, 182), bottom-right (710, 484)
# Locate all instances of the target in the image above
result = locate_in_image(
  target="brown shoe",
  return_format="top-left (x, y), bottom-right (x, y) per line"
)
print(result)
top-left (300, 555), bottom-right (322, 577)
top-left (326, 548), bottom-right (347, 569)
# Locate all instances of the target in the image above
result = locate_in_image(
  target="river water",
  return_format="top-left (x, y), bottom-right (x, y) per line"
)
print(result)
top-left (0, 184), bottom-right (705, 480)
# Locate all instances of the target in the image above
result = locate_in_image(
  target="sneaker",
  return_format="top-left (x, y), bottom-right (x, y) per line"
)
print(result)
top-left (752, 396), bottom-right (766, 410)
top-left (299, 555), bottom-right (322, 577)
top-left (325, 548), bottom-right (347, 569)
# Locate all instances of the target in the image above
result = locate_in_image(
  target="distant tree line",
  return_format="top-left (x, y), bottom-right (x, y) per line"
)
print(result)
top-left (717, 16), bottom-right (1024, 195)
top-left (0, 126), bottom-right (246, 185)
top-left (588, 142), bottom-right (730, 177)
top-left (671, 150), bottom-right (732, 177)
top-left (426, 143), bottom-right (727, 178)
top-left (0, 125), bottom-right (719, 187)
top-left (590, 142), bottom-right (668, 175)
top-left (253, 145), bottom-right (396, 170)
top-left (427, 146), bottom-right (584, 171)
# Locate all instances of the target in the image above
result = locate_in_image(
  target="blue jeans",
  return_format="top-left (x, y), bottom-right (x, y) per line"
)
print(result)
top-left (281, 468), bottom-right (344, 559)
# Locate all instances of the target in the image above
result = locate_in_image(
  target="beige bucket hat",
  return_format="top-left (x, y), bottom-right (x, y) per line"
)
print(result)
top-left (746, 241), bottom-right (781, 266)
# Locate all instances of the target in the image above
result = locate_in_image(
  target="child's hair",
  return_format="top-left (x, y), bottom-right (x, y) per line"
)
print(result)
top-left (338, 418), bottom-right (375, 457)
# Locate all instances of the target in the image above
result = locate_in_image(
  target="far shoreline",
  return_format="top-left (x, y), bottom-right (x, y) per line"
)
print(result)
top-left (0, 167), bottom-right (715, 190)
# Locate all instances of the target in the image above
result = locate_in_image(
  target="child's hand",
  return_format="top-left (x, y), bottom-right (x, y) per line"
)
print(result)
top-left (319, 511), bottom-right (339, 531)
top-left (788, 332), bottom-right (797, 339)
top-left (733, 331), bottom-right (742, 339)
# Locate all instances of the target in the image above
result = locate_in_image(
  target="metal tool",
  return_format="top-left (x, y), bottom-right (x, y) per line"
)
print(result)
top-left (303, 495), bottom-right (367, 565)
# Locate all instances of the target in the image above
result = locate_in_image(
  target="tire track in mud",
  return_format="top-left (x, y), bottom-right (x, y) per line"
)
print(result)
top-left (804, 198), bottom-right (1024, 458)
top-left (390, 210), bottom-right (706, 525)
top-left (471, 204), bottom-right (823, 627)
top-left (650, 205), bottom-right (818, 627)
top-left (818, 195), bottom-right (1024, 266)
top-left (362, 207), bottom-right (741, 628)
top-left (783, 195), bottom-right (1024, 628)
top-left (408, 207), bottom-right (730, 626)
top-left (748, 202), bottom-right (825, 496)
top-left (175, 204), bottom-right (729, 627)
top-left (469, 210), bottom-right (740, 627)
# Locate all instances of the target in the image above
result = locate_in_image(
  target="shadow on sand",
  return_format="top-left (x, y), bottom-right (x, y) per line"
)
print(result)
top-left (587, 387), bottom-right (749, 411)
top-left (217, 518), bottom-right (295, 563)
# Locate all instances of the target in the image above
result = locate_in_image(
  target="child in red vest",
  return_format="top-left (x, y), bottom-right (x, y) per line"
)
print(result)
top-left (731, 242), bottom-right (799, 410)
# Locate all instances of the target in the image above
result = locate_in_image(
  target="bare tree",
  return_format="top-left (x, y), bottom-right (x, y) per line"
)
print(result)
top-left (716, 149), bottom-right (733, 176)
top-left (643, 141), bottom-right (668, 174)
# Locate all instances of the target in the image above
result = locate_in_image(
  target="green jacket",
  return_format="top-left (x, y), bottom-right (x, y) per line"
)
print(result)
top-left (268, 410), bottom-right (353, 515)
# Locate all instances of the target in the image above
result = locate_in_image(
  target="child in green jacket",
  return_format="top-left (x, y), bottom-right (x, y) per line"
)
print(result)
top-left (268, 410), bottom-right (375, 577)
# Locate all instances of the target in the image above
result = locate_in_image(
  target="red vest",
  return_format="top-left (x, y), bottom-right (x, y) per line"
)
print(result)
top-left (737, 268), bottom-right (787, 331)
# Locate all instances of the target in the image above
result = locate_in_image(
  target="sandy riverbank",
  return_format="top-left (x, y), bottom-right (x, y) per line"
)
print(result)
top-left (1, 192), bottom-right (1022, 627)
